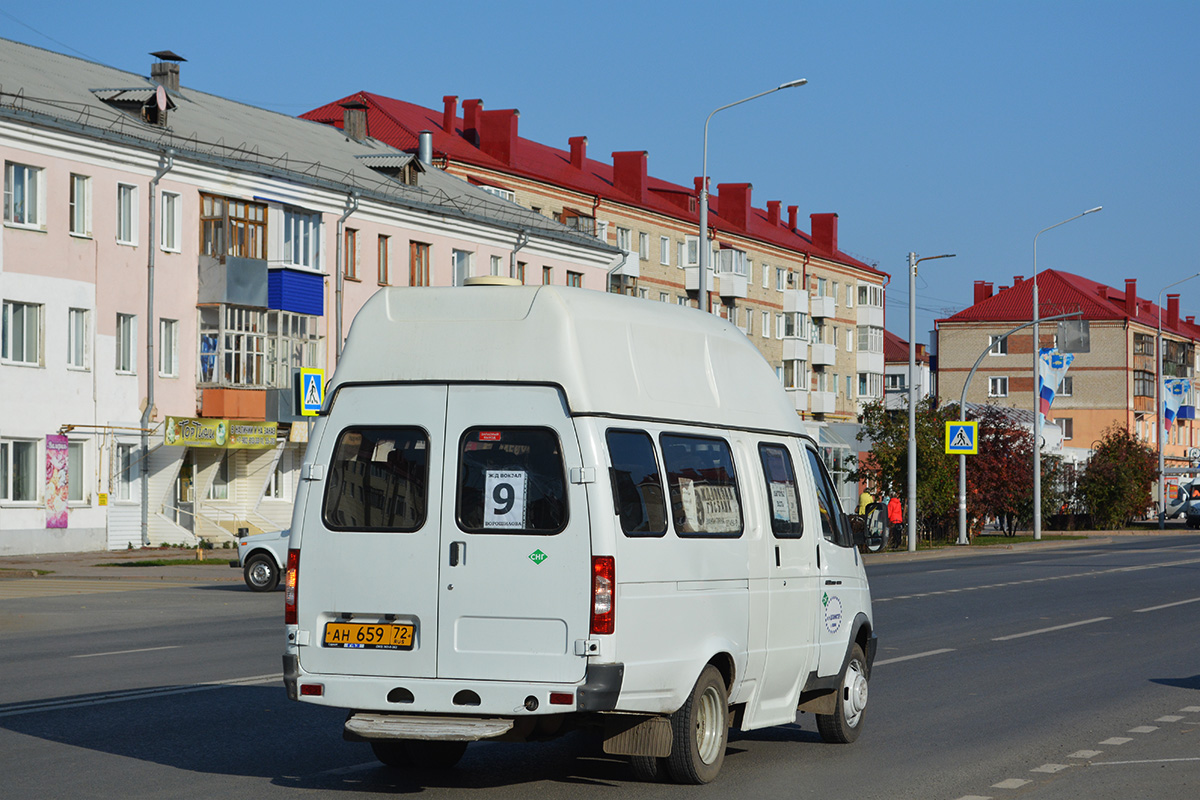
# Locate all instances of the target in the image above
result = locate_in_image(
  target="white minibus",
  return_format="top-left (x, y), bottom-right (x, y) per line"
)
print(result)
top-left (283, 281), bottom-right (876, 783)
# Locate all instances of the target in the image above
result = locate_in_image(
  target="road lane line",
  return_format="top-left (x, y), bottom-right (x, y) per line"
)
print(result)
top-left (1092, 757), bottom-right (1200, 766)
top-left (874, 648), bottom-right (955, 666)
top-left (0, 673), bottom-right (282, 718)
top-left (992, 617), bottom-right (1110, 642)
top-left (71, 645), bottom-right (181, 659)
top-left (1134, 596), bottom-right (1200, 613)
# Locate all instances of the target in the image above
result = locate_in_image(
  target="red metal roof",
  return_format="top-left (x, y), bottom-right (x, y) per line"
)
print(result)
top-left (301, 91), bottom-right (883, 277)
top-left (883, 329), bottom-right (927, 364)
top-left (938, 269), bottom-right (1200, 340)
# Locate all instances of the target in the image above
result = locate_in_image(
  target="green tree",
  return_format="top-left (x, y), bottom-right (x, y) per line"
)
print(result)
top-left (1076, 424), bottom-right (1157, 529)
top-left (968, 406), bottom-right (1068, 535)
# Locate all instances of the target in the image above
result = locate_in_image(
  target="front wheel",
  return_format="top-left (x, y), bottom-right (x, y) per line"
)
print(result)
top-left (665, 665), bottom-right (729, 784)
top-left (816, 643), bottom-right (869, 744)
top-left (243, 553), bottom-right (279, 592)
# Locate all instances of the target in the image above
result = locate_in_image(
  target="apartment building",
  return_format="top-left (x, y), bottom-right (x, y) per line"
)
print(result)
top-left (0, 40), bottom-right (617, 555)
top-left (936, 271), bottom-right (1199, 467)
top-left (301, 93), bottom-right (890, 423)
top-left (882, 330), bottom-right (932, 411)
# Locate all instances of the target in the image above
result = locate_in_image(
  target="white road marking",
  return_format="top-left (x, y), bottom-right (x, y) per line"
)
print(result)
top-left (1134, 597), bottom-right (1200, 613)
top-left (0, 673), bottom-right (281, 718)
top-left (873, 648), bottom-right (955, 666)
top-left (1100, 737), bottom-right (1132, 745)
top-left (1128, 725), bottom-right (1159, 733)
top-left (1156, 715), bottom-right (1184, 722)
top-left (953, 796), bottom-right (993, 800)
top-left (991, 778), bottom-right (1030, 789)
top-left (992, 617), bottom-right (1110, 642)
top-left (1181, 706), bottom-right (1200, 713)
top-left (71, 645), bottom-right (181, 659)
top-left (1068, 750), bottom-right (1102, 759)
top-left (1031, 763), bottom-right (1071, 773)
top-left (1091, 757), bottom-right (1200, 766)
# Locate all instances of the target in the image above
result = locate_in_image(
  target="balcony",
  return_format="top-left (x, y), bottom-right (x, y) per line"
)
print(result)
top-left (783, 288), bottom-right (809, 314)
top-left (717, 272), bottom-right (748, 299)
top-left (684, 265), bottom-right (711, 292)
top-left (809, 391), bottom-right (836, 414)
top-left (810, 295), bottom-right (836, 318)
top-left (783, 338), bottom-right (809, 361)
top-left (856, 303), bottom-right (884, 328)
top-left (811, 342), bottom-right (837, 366)
top-left (199, 255), bottom-right (268, 308)
top-left (785, 387), bottom-right (808, 412)
top-left (858, 351), bottom-right (885, 374)
top-left (609, 249), bottom-right (639, 281)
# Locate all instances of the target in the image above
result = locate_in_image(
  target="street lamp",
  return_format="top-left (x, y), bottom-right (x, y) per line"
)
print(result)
top-left (1157, 272), bottom-right (1200, 529)
top-left (699, 79), bottom-right (806, 313)
top-left (1032, 206), bottom-right (1102, 540)
top-left (906, 252), bottom-right (955, 552)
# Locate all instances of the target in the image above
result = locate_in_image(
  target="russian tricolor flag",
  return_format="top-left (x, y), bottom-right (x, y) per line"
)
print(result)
top-left (1038, 348), bottom-right (1074, 422)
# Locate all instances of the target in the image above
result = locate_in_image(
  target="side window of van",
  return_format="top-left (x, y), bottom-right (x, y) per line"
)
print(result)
top-left (804, 447), bottom-right (853, 548)
top-left (323, 427), bottom-right (429, 531)
top-left (660, 434), bottom-right (743, 537)
top-left (606, 429), bottom-right (668, 537)
top-left (759, 444), bottom-right (803, 538)
top-left (457, 427), bottom-right (567, 534)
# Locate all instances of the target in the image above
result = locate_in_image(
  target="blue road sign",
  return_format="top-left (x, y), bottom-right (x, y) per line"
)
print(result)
top-left (945, 421), bottom-right (978, 455)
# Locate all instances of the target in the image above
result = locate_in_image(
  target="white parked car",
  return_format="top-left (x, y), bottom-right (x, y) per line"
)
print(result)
top-left (230, 529), bottom-right (288, 591)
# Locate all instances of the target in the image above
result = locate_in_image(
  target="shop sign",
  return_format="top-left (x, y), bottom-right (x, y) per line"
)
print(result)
top-left (164, 417), bottom-right (278, 449)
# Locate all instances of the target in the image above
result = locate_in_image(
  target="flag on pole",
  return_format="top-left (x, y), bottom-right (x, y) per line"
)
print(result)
top-left (1163, 378), bottom-right (1188, 433)
top-left (1038, 348), bottom-right (1074, 422)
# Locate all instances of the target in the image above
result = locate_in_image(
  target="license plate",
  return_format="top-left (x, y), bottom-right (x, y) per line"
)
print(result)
top-left (323, 621), bottom-right (414, 650)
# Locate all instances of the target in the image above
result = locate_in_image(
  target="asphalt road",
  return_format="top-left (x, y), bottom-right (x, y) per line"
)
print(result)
top-left (0, 535), bottom-right (1197, 799)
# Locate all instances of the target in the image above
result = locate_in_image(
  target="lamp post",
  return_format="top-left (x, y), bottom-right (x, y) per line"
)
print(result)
top-left (906, 252), bottom-right (955, 552)
top-left (1157, 272), bottom-right (1200, 529)
top-left (1032, 206), bottom-right (1101, 540)
top-left (699, 79), bottom-right (806, 313)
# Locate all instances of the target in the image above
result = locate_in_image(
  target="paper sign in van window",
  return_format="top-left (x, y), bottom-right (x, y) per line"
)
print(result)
top-left (759, 443), bottom-right (803, 538)
top-left (484, 470), bottom-right (527, 529)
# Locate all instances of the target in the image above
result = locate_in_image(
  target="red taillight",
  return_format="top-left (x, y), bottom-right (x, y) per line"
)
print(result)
top-left (549, 692), bottom-right (574, 706)
top-left (284, 548), bottom-right (300, 625)
top-left (591, 556), bottom-right (615, 635)
top-left (300, 683), bottom-right (323, 696)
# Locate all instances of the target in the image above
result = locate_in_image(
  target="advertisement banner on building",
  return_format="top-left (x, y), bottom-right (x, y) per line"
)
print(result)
top-left (164, 417), bottom-right (278, 449)
top-left (46, 434), bottom-right (69, 528)
top-left (1163, 378), bottom-right (1189, 432)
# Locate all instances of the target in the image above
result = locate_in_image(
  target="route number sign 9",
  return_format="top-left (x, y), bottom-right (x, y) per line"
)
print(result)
top-left (484, 470), bottom-right (528, 529)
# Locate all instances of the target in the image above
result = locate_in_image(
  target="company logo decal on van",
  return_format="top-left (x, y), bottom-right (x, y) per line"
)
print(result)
top-left (822, 592), bottom-right (843, 634)
top-left (528, 549), bottom-right (548, 565)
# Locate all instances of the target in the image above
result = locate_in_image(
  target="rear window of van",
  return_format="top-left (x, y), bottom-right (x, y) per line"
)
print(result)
top-left (323, 427), bottom-right (429, 531)
top-left (660, 433), bottom-right (742, 537)
top-left (457, 427), bottom-right (567, 534)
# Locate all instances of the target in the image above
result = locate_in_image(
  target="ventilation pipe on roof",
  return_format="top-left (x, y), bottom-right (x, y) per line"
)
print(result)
top-left (1168, 294), bottom-right (1180, 329)
top-left (463, 99), bottom-right (483, 146)
top-left (569, 136), bottom-right (587, 170)
top-left (1013, 275), bottom-right (1024, 285)
top-left (149, 50), bottom-right (184, 92)
top-left (612, 151), bottom-right (648, 203)
top-left (810, 213), bottom-right (839, 254)
top-left (717, 183), bottom-right (752, 230)
top-left (787, 205), bottom-right (798, 232)
top-left (442, 95), bottom-right (458, 134)
top-left (1125, 278), bottom-right (1138, 317)
top-left (478, 108), bottom-right (519, 165)
top-left (767, 201), bottom-right (781, 227)
top-left (418, 131), bottom-right (433, 165)
top-left (973, 281), bottom-right (994, 304)
top-left (340, 101), bottom-right (369, 142)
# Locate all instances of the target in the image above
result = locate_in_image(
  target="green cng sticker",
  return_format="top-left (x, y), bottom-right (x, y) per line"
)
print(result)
top-left (822, 592), bottom-right (830, 607)
top-left (528, 549), bottom-right (548, 565)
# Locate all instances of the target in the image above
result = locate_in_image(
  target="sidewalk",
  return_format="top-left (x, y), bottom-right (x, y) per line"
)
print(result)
top-left (0, 546), bottom-right (245, 583)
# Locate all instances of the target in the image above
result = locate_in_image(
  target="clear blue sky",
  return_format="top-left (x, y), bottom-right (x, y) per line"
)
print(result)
top-left (7, 1), bottom-right (1197, 343)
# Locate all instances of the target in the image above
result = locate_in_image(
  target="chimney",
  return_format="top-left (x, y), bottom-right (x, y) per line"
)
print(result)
top-left (1188, 315), bottom-right (1196, 326)
top-left (569, 136), bottom-right (587, 170)
top-left (810, 213), bottom-right (839, 254)
top-left (1168, 293), bottom-right (1180, 328)
top-left (340, 101), bottom-right (369, 142)
top-left (767, 200), bottom-right (782, 227)
top-left (462, 98), bottom-right (483, 146)
top-left (149, 50), bottom-right (184, 92)
top-left (478, 108), bottom-right (519, 165)
top-left (717, 183), bottom-right (752, 230)
top-left (973, 281), bottom-right (994, 304)
top-left (1125, 278), bottom-right (1138, 317)
top-left (442, 95), bottom-right (458, 134)
top-left (1013, 275), bottom-right (1024, 285)
top-left (418, 131), bottom-right (433, 165)
top-left (787, 205), bottom-right (798, 232)
top-left (612, 151), bottom-right (648, 203)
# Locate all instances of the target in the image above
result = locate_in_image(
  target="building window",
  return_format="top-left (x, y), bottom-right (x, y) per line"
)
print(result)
top-left (846, 283), bottom-right (855, 307)
top-left (67, 441), bottom-right (84, 503)
top-left (452, 249), bottom-right (472, 286)
top-left (159, 191), bottom-right (181, 252)
top-left (266, 310), bottom-right (321, 389)
top-left (775, 313), bottom-right (784, 339)
top-left (638, 232), bottom-right (650, 260)
top-left (410, 241), bottom-right (430, 286)
top-left (857, 284), bottom-right (883, 307)
top-left (776, 268), bottom-right (786, 292)
top-left (567, 271), bottom-right (583, 288)
top-left (159, 318), bottom-right (178, 377)
top-left (988, 335), bottom-right (1008, 355)
top-left (560, 208), bottom-right (595, 236)
top-left (4, 162), bottom-right (43, 227)
top-left (67, 308), bottom-right (89, 369)
top-left (761, 310), bottom-right (770, 338)
top-left (515, 261), bottom-right (526, 282)
top-left (1133, 333), bottom-right (1155, 356)
top-left (857, 325), bottom-right (884, 353)
top-left (115, 314), bottom-right (136, 373)
top-left (116, 183), bottom-right (138, 245)
top-left (685, 235), bottom-right (699, 267)
top-left (659, 292), bottom-right (669, 303)
top-left (283, 209), bottom-right (320, 269)
top-left (677, 295), bottom-right (689, 307)
top-left (208, 454), bottom-right (231, 501)
top-left (832, 281), bottom-right (839, 306)
top-left (660, 236), bottom-right (670, 265)
top-left (885, 373), bottom-right (906, 392)
top-left (378, 236), bottom-right (390, 285)
top-left (858, 372), bottom-right (883, 398)
top-left (1059, 376), bottom-right (1073, 397)
top-left (343, 228), bottom-right (359, 279)
top-left (1059, 417), bottom-right (1074, 440)
top-left (783, 312), bottom-right (808, 339)
top-left (762, 264), bottom-right (770, 289)
top-left (2, 300), bottom-right (42, 365)
top-left (115, 443), bottom-right (135, 501)
top-left (478, 184), bottom-right (516, 202)
top-left (69, 174), bottom-right (91, 236)
top-left (615, 226), bottom-right (632, 252)
top-left (201, 194), bottom-right (267, 261)
top-left (542, 266), bottom-right (553, 285)
top-left (1134, 370), bottom-right (1154, 398)
top-left (717, 247), bottom-right (748, 276)
top-left (782, 359), bottom-right (806, 390)
top-left (267, 448), bottom-right (293, 500)
top-left (988, 376), bottom-right (1009, 397)
top-left (1, 439), bottom-right (38, 502)
top-left (198, 305), bottom-right (266, 387)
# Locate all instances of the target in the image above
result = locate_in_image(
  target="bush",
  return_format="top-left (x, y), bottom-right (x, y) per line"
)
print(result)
top-left (1075, 424), bottom-right (1156, 529)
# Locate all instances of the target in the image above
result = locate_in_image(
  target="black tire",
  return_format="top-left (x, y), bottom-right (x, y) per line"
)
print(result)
top-left (629, 755), bottom-right (669, 782)
top-left (370, 740), bottom-right (408, 768)
top-left (665, 665), bottom-right (729, 784)
top-left (242, 553), bottom-right (279, 592)
top-left (370, 739), bottom-right (468, 770)
top-left (816, 643), bottom-right (869, 744)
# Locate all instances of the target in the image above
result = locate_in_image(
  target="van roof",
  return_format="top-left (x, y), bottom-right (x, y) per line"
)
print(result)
top-left (331, 285), bottom-right (805, 434)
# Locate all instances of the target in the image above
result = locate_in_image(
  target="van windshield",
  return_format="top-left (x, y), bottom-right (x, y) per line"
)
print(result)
top-left (322, 427), bottom-right (429, 531)
top-left (457, 427), bottom-right (567, 534)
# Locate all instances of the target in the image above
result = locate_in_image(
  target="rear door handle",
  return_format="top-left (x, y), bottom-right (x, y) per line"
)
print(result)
top-left (449, 541), bottom-right (466, 567)
top-left (825, 580), bottom-right (841, 586)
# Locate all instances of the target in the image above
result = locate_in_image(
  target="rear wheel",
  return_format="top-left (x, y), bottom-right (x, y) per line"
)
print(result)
top-left (629, 755), bottom-right (668, 782)
top-left (816, 643), bottom-right (869, 744)
top-left (665, 665), bottom-right (729, 784)
top-left (370, 740), bottom-right (468, 770)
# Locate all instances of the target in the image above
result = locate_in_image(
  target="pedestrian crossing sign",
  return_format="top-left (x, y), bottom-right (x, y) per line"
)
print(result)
top-left (299, 368), bottom-right (325, 416)
top-left (945, 421), bottom-right (978, 455)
